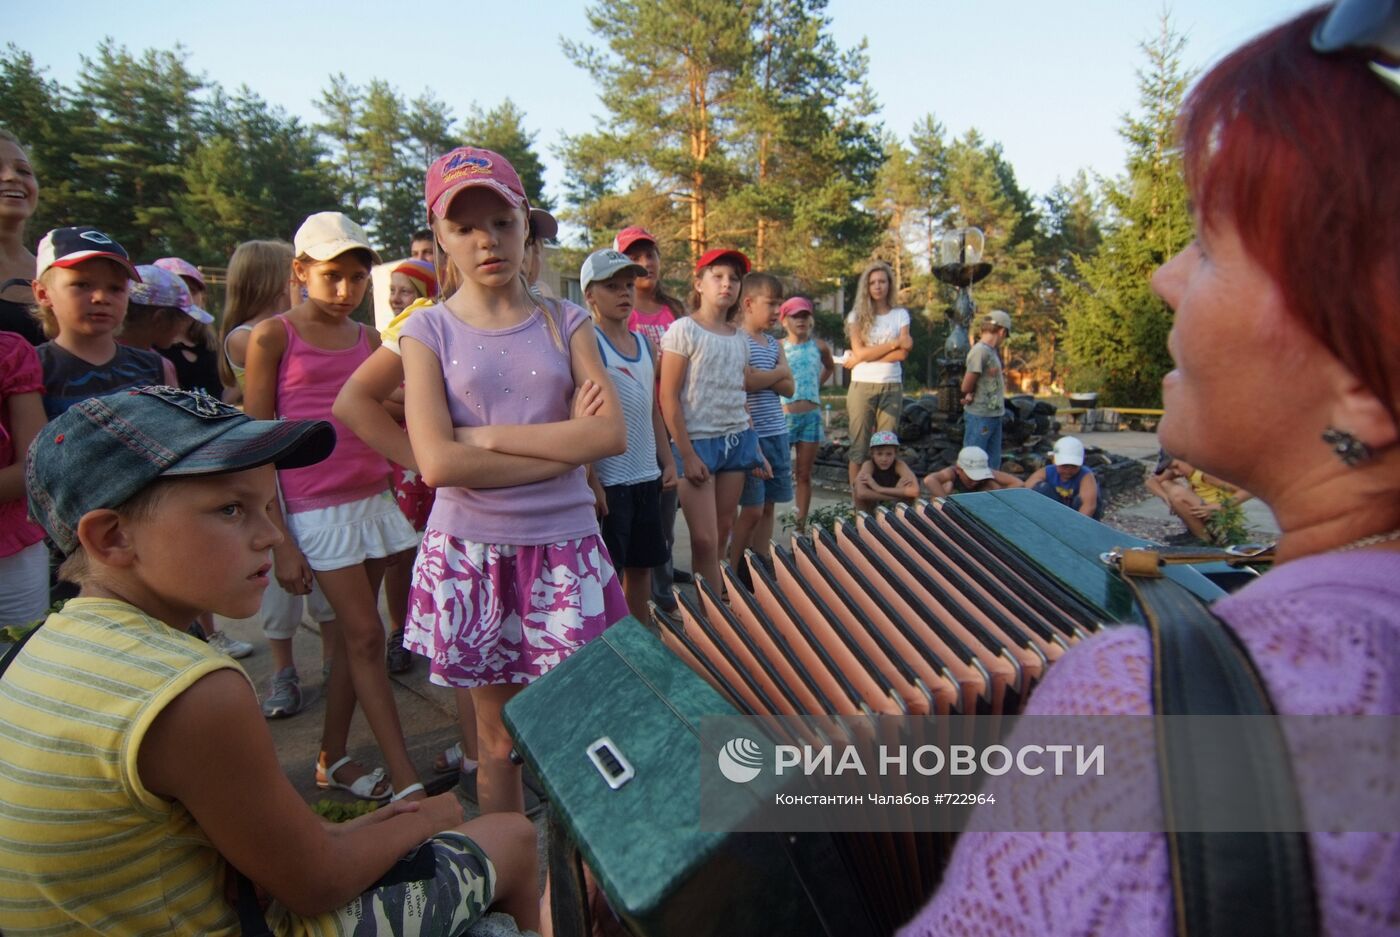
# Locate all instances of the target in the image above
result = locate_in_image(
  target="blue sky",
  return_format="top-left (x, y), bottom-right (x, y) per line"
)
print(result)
top-left (8, 0), bottom-right (1314, 203)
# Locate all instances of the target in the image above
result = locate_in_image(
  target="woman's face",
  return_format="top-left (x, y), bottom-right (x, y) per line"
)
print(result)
top-left (0, 139), bottom-right (39, 224)
top-left (867, 269), bottom-right (890, 303)
top-left (1151, 217), bottom-right (1327, 485)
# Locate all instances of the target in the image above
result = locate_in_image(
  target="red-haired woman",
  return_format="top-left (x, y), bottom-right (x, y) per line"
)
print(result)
top-left (901, 4), bottom-right (1400, 935)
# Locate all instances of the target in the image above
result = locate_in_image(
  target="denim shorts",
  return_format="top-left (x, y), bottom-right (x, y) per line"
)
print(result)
top-left (740, 433), bottom-right (795, 506)
top-left (785, 409), bottom-right (824, 444)
top-left (675, 429), bottom-right (762, 478)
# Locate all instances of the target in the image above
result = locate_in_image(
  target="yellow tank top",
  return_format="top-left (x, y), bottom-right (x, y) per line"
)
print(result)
top-left (0, 599), bottom-right (244, 936)
top-left (1188, 469), bottom-right (1234, 505)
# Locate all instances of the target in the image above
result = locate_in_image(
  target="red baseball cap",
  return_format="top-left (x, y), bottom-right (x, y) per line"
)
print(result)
top-left (694, 247), bottom-right (750, 275)
top-left (779, 297), bottom-right (814, 318)
top-left (614, 226), bottom-right (657, 254)
top-left (425, 147), bottom-right (527, 220)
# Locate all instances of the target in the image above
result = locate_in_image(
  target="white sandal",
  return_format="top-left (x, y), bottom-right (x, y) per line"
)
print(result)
top-left (391, 782), bottom-right (425, 802)
top-left (434, 742), bottom-right (479, 775)
top-left (315, 756), bottom-right (390, 802)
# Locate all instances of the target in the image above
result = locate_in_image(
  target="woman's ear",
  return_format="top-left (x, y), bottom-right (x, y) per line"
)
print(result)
top-left (75, 509), bottom-right (137, 569)
top-left (1329, 376), bottom-right (1399, 453)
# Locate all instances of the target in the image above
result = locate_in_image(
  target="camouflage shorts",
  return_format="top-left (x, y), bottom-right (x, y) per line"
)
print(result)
top-left (276, 831), bottom-right (496, 936)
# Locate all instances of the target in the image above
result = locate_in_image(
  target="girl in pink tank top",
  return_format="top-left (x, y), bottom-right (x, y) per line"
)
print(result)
top-left (244, 212), bottom-right (422, 803)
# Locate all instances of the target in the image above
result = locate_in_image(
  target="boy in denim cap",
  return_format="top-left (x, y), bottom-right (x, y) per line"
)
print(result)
top-left (0, 387), bottom-right (539, 935)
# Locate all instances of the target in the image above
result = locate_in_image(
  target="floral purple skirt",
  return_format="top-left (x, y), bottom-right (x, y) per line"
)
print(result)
top-left (405, 530), bottom-right (628, 688)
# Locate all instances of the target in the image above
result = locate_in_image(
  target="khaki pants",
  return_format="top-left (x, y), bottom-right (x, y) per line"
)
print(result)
top-left (846, 381), bottom-right (903, 465)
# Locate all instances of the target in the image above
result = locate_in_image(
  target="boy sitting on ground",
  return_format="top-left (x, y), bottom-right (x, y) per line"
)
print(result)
top-left (923, 445), bottom-right (1024, 497)
top-left (853, 430), bottom-right (920, 510)
top-left (0, 387), bottom-right (539, 936)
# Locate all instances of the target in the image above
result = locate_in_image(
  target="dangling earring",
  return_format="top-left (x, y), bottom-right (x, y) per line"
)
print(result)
top-left (1322, 427), bottom-right (1371, 466)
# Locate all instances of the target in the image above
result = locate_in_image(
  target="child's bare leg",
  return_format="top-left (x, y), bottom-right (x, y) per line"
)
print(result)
top-left (1166, 486), bottom-right (1212, 541)
top-left (384, 548), bottom-right (414, 629)
top-left (678, 476), bottom-right (721, 589)
top-left (317, 620), bottom-right (387, 793)
top-left (472, 683), bottom-right (526, 814)
top-left (714, 472), bottom-right (746, 574)
top-left (728, 504), bottom-right (763, 573)
top-left (752, 502), bottom-right (777, 556)
top-left (454, 811), bottom-right (541, 932)
top-left (847, 460), bottom-right (861, 505)
top-left (793, 441), bottom-right (818, 526)
top-left (316, 559), bottom-right (420, 797)
top-left (621, 567), bottom-right (652, 623)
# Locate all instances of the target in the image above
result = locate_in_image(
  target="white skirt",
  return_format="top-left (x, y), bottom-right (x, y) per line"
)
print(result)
top-left (287, 490), bottom-right (420, 572)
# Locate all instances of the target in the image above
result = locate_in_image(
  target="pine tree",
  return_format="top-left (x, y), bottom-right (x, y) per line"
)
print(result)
top-left (562, 0), bottom-right (758, 263)
top-left (179, 87), bottom-right (340, 264)
top-left (70, 41), bottom-right (204, 259)
top-left (0, 45), bottom-right (87, 239)
top-left (460, 100), bottom-right (551, 210)
top-left (1061, 15), bottom-right (1192, 405)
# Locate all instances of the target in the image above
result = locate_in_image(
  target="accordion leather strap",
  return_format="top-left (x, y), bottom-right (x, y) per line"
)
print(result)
top-left (1117, 550), bottom-right (1317, 937)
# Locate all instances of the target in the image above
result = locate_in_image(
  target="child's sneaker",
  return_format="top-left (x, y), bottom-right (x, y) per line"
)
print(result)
top-left (206, 629), bottom-right (255, 659)
top-left (386, 627), bottom-right (413, 674)
top-left (262, 667), bottom-right (303, 718)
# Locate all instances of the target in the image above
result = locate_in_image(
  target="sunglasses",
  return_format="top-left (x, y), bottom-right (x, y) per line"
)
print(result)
top-left (1312, 0), bottom-right (1400, 93)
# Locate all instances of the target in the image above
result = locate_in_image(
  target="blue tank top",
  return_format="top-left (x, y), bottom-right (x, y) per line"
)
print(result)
top-left (781, 338), bottom-right (823, 405)
top-left (1044, 464), bottom-right (1101, 518)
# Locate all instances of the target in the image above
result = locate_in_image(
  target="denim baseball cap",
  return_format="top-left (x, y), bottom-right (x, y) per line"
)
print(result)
top-left (27, 386), bottom-right (335, 554)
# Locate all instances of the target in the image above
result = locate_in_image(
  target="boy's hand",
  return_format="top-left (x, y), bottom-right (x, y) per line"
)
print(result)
top-left (659, 460), bottom-right (678, 491)
top-left (419, 792), bottom-right (466, 832)
top-left (754, 455), bottom-right (773, 480)
top-left (1189, 503), bottom-right (1220, 520)
top-left (682, 451), bottom-right (709, 485)
top-left (273, 545), bottom-right (313, 595)
top-left (572, 380), bottom-right (604, 419)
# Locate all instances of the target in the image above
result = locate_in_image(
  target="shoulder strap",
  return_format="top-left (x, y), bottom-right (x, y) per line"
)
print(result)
top-left (0, 621), bottom-right (44, 679)
top-left (1115, 550), bottom-right (1318, 937)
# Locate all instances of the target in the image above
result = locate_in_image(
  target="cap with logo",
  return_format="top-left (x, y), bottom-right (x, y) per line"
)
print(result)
top-left (293, 212), bottom-right (381, 265)
top-left (614, 226), bottom-right (657, 255)
top-left (129, 265), bottom-right (215, 324)
top-left (425, 147), bottom-right (528, 221)
top-left (27, 387), bottom-right (335, 555)
top-left (868, 430), bottom-right (900, 449)
top-left (1053, 436), bottom-right (1086, 467)
top-left (580, 249), bottom-right (647, 292)
top-left (956, 446), bottom-right (994, 480)
top-left (36, 227), bottom-right (141, 282)
top-left (152, 257), bottom-right (206, 289)
top-left (694, 247), bottom-right (751, 275)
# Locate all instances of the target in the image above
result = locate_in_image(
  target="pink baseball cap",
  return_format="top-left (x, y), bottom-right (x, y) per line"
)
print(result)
top-left (153, 256), bottom-right (205, 289)
top-left (614, 226), bottom-right (657, 254)
top-left (425, 147), bottom-right (527, 220)
top-left (780, 297), bottom-right (814, 318)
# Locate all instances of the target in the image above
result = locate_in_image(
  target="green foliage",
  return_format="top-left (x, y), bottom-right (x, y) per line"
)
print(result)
top-left (1206, 498), bottom-right (1250, 547)
top-left (461, 100), bottom-right (551, 210)
top-left (779, 500), bottom-right (855, 534)
top-left (312, 798), bottom-right (380, 823)
top-left (1061, 16), bottom-right (1193, 406)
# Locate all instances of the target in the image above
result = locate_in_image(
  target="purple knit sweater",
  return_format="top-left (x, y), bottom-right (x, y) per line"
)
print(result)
top-left (898, 550), bottom-right (1400, 937)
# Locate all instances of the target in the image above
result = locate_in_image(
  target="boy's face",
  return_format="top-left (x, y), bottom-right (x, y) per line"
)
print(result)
top-left (744, 289), bottom-right (781, 331)
top-left (588, 272), bottom-right (637, 322)
top-left (411, 238), bottom-right (435, 263)
top-left (116, 467), bottom-right (283, 626)
top-left (36, 259), bottom-right (131, 338)
top-left (871, 446), bottom-right (897, 470)
top-left (294, 254), bottom-right (371, 318)
top-left (783, 310), bottom-right (813, 339)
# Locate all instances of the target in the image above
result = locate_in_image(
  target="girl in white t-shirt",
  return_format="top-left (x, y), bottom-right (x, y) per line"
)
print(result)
top-left (843, 260), bottom-right (912, 500)
top-left (659, 249), bottom-right (762, 593)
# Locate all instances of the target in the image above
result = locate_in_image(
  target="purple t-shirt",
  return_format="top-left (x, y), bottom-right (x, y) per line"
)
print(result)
top-left (899, 550), bottom-right (1400, 937)
top-left (399, 300), bottom-right (598, 546)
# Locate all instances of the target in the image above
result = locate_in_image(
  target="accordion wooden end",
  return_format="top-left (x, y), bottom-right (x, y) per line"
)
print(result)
top-left (505, 490), bottom-right (1230, 936)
